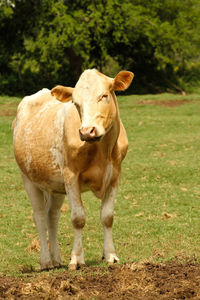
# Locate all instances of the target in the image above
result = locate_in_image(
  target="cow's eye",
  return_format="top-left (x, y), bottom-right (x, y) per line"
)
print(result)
top-left (73, 102), bottom-right (81, 115)
top-left (74, 102), bottom-right (79, 109)
top-left (98, 94), bottom-right (109, 102)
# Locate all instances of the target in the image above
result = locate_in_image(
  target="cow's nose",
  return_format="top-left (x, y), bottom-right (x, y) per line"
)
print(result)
top-left (79, 126), bottom-right (97, 141)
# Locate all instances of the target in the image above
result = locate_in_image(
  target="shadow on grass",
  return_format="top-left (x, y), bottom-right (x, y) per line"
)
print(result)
top-left (19, 260), bottom-right (105, 274)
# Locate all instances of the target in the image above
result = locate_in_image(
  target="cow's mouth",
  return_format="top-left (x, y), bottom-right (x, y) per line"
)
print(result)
top-left (80, 135), bottom-right (102, 143)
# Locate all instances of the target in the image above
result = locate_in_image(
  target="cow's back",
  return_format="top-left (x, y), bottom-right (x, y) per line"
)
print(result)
top-left (13, 89), bottom-right (73, 193)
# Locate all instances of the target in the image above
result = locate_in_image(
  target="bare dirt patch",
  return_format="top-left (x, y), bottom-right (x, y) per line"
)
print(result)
top-left (138, 99), bottom-right (192, 107)
top-left (0, 103), bottom-right (18, 116)
top-left (1, 261), bottom-right (200, 299)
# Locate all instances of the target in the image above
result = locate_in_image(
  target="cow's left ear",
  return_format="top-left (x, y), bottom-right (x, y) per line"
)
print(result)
top-left (51, 85), bottom-right (74, 102)
top-left (112, 71), bottom-right (134, 91)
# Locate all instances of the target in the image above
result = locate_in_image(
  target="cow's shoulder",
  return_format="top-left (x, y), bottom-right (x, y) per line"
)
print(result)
top-left (112, 120), bottom-right (128, 164)
top-left (119, 120), bottom-right (128, 158)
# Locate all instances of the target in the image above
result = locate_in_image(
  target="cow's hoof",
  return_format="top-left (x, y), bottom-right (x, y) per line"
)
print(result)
top-left (40, 264), bottom-right (54, 272)
top-left (68, 263), bottom-right (86, 271)
top-left (68, 264), bottom-right (77, 271)
top-left (53, 263), bottom-right (64, 269)
top-left (106, 254), bottom-right (119, 265)
top-left (52, 258), bottom-right (63, 269)
top-left (79, 263), bottom-right (86, 269)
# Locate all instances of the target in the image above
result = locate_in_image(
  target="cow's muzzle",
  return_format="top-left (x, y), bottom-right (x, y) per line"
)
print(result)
top-left (79, 127), bottom-right (102, 142)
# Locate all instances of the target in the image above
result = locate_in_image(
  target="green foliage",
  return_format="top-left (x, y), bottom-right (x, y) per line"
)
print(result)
top-left (0, 0), bottom-right (200, 94)
top-left (106, 0), bottom-right (200, 92)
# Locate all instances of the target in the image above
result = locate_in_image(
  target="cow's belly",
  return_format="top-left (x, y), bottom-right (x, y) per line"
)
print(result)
top-left (14, 136), bottom-right (66, 193)
top-left (18, 156), bottom-right (66, 193)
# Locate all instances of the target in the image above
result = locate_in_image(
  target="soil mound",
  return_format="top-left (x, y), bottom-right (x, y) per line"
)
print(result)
top-left (1, 261), bottom-right (200, 299)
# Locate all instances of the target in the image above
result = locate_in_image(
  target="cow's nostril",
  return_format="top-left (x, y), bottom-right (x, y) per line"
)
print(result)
top-left (79, 126), bottom-right (98, 141)
top-left (90, 127), bottom-right (96, 135)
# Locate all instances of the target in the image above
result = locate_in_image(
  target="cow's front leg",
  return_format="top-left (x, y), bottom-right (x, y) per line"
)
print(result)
top-left (101, 184), bottom-right (119, 264)
top-left (46, 192), bottom-right (65, 268)
top-left (66, 181), bottom-right (86, 270)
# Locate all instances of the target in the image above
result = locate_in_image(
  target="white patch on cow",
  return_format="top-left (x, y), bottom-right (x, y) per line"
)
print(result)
top-left (22, 100), bottom-right (58, 143)
top-left (101, 185), bottom-right (119, 263)
top-left (49, 102), bottom-right (72, 172)
top-left (50, 147), bottom-right (62, 170)
top-left (73, 69), bottom-right (111, 137)
top-left (33, 101), bottom-right (58, 121)
top-left (104, 163), bottom-right (113, 187)
top-left (25, 152), bottom-right (32, 171)
top-left (74, 69), bottom-right (105, 104)
top-left (81, 103), bottom-right (106, 137)
top-left (66, 186), bottom-right (86, 267)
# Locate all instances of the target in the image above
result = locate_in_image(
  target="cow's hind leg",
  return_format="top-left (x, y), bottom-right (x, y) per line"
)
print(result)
top-left (45, 192), bottom-right (65, 268)
top-left (101, 184), bottom-right (119, 264)
top-left (21, 174), bottom-right (53, 270)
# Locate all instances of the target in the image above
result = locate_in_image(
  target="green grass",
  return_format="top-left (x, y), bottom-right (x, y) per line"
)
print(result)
top-left (1, 93), bottom-right (200, 276)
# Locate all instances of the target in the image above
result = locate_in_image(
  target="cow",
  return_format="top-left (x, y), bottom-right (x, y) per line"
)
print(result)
top-left (12, 69), bottom-right (134, 270)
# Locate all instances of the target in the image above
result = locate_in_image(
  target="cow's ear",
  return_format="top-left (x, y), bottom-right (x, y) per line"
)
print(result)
top-left (51, 86), bottom-right (74, 102)
top-left (112, 71), bottom-right (134, 91)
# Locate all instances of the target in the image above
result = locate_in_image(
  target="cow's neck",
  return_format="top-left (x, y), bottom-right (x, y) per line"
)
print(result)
top-left (100, 93), bottom-right (120, 159)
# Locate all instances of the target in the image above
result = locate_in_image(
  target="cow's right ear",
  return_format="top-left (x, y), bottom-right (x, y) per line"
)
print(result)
top-left (51, 86), bottom-right (74, 102)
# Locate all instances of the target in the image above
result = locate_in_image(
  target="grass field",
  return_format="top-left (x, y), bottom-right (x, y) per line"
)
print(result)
top-left (1, 92), bottom-right (200, 277)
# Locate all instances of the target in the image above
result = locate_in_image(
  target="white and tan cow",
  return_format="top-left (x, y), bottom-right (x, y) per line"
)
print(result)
top-left (13, 69), bottom-right (133, 270)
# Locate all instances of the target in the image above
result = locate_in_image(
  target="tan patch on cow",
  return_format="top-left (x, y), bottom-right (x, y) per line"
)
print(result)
top-left (72, 216), bottom-right (86, 229)
top-left (103, 215), bottom-right (113, 228)
top-left (13, 90), bottom-right (73, 192)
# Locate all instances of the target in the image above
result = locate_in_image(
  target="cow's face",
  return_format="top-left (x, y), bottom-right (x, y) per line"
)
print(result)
top-left (73, 70), bottom-right (118, 142)
top-left (51, 69), bottom-right (134, 142)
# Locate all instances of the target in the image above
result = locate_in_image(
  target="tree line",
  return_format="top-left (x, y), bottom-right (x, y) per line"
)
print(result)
top-left (1, 0), bottom-right (200, 95)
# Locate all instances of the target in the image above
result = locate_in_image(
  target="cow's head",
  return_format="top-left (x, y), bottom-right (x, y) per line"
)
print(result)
top-left (51, 69), bottom-right (134, 142)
